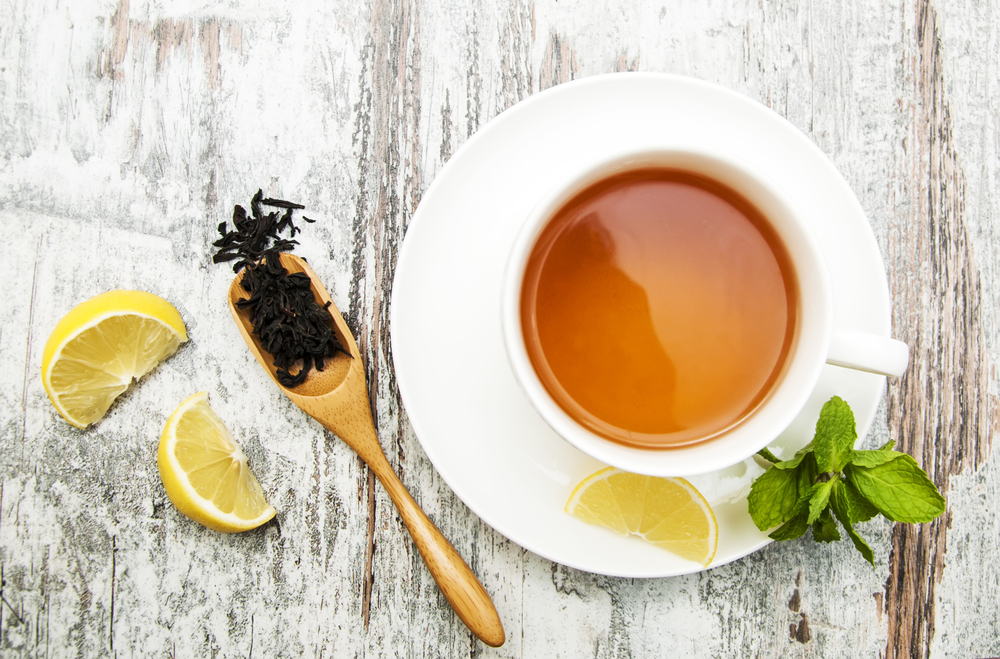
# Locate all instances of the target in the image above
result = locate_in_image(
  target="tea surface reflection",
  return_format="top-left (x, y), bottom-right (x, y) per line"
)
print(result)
top-left (520, 169), bottom-right (796, 448)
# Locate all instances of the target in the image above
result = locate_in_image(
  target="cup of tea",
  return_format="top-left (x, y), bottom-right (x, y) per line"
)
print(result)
top-left (500, 145), bottom-right (909, 477)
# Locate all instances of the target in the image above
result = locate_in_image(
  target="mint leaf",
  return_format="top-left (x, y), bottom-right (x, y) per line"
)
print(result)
top-left (794, 452), bottom-right (818, 497)
top-left (807, 477), bottom-right (837, 524)
top-left (849, 448), bottom-right (903, 468)
top-left (812, 508), bottom-right (840, 542)
top-left (747, 464), bottom-right (804, 531)
top-left (746, 396), bottom-right (945, 567)
top-left (838, 478), bottom-right (879, 523)
top-left (769, 512), bottom-right (809, 541)
top-left (813, 396), bottom-right (857, 473)
top-left (748, 450), bottom-right (818, 531)
top-left (773, 442), bottom-right (815, 470)
top-left (830, 480), bottom-right (875, 565)
top-left (845, 456), bottom-right (945, 523)
top-left (755, 468), bottom-right (830, 541)
top-left (756, 447), bottom-right (781, 464)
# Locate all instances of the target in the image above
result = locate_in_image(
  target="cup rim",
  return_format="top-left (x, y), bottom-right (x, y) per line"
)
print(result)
top-left (500, 144), bottom-right (834, 477)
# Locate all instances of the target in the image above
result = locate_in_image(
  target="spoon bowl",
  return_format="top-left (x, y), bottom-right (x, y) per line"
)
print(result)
top-left (228, 253), bottom-right (505, 648)
top-left (227, 254), bottom-right (355, 399)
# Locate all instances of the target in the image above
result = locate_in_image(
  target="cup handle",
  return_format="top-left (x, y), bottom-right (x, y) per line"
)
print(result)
top-left (827, 328), bottom-right (910, 377)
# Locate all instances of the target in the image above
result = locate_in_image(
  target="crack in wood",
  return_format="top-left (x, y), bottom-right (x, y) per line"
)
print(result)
top-left (538, 31), bottom-right (579, 92)
top-left (499, 0), bottom-right (534, 110)
top-left (20, 239), bottom-right (40, 467)
top-left (361, 467), bottom-right (376, 630)
top-left (309, 430), bottom-right (323, 563)
top-left (109, 535), bottom-right (116, 652)
top-left (466, 18), bottom-right (482, 139)
top-left (440, 88), bottom-right (453, 165)
top-left (0, 565), bottom-right (24, 627)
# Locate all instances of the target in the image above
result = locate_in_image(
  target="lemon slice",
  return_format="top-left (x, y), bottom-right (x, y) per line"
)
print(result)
top-left (158, 391), bottom-right (276, 533)
top-left (41, 290), bottom-right (188, 428)
top-left (565, 467), bottom-right (719, 566)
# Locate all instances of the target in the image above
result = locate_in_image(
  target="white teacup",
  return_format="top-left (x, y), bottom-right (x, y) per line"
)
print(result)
top-left (500, 146), bottom-right (908, 477)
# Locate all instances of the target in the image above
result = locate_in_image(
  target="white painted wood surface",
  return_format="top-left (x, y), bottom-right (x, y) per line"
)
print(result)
top-left (1, 0), bottom-right (997, 656)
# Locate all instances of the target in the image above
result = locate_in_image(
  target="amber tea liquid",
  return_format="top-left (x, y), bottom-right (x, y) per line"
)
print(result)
top-left (520, 168), bottom-right (797, 448)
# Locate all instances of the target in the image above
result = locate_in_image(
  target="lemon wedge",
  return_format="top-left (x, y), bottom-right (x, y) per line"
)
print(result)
top-left (565, 467), bottom-right (719, 566)
top-left (41, 290), bottom-right (188, 428)
top-left (158, 391), bottom-right (276, 533)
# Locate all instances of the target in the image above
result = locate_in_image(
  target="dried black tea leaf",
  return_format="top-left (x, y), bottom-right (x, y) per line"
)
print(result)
top-left (213, 190), bottom-right (350, 387)
top-left (261, 197), bottom-right (306, 210)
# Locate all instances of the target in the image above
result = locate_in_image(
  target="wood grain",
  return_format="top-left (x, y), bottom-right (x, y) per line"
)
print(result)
top-left (350, 0), bottom-right (423, 634)
top-left (1, 0), bottom-right (999, 655)
top-left (883, 1), bottom-right (997, 657)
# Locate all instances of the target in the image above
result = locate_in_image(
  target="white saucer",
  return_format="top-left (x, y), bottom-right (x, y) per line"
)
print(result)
top-left (390, 73), bottom-right (892, 577)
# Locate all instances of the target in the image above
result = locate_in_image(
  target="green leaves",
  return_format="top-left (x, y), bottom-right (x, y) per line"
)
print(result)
top-left (811, 508), bottom-right (840, 543)
top-left (829, 480), bottom-right (875, 565)
top-left (845, 456), bottom-right (945, 523)
top-left (812, 396), bottom-right (856, 473)
top-left (747, 465), bottom-right (803, 530)
top-left (834, 478), bottom-right (879, 524)
top-left (748, 396), bottom-right (945, 565)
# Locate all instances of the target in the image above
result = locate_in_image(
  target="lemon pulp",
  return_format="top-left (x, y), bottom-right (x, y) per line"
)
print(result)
top-left (158, 392), bottom-right (276, 533)
top-left (41, 290), bottom-right (187, 428)
top-left (565, 467), bottom-right (718, 566)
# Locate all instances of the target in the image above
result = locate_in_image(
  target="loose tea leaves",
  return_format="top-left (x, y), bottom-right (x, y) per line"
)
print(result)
top-left (213, 190), bottom-right (350, 387)
top-left (213, 190), bottom-right (310, 272)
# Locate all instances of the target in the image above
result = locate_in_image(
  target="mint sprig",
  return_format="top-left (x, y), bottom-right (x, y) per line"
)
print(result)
top-left (747, 396), bottom-right (945, 565)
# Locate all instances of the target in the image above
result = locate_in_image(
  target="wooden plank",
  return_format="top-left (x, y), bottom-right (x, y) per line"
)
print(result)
top-left (882, 1), bottom-right (998, 657)
top-left (1, 0), bottom-right (999, 656)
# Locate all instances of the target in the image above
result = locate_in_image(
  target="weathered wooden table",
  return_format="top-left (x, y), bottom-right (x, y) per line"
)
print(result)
top-left (2, 0), bottom-right (997, 656)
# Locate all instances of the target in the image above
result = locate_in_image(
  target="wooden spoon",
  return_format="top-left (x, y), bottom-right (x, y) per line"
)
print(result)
top-left (227, 253), bottom-right (505, 647)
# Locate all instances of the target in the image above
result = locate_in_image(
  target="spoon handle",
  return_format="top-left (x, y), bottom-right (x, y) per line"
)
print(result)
top-left (319, 395), bottom-right (505, 647)
top-left (363, 446), bottom-right (506, 647)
